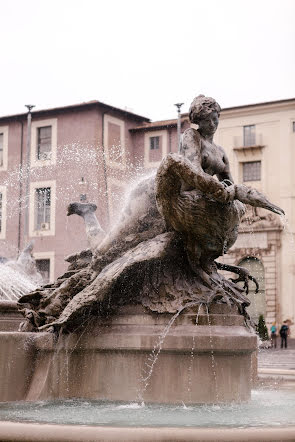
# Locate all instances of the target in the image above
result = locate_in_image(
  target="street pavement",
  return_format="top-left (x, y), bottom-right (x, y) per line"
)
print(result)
top-left (258, 348), bottom-right (295, 371)
top-left (258, 339), bottom-right (295, 375)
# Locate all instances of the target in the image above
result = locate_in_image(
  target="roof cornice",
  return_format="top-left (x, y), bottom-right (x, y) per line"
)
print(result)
top-left (0, 100), bottom-right (150, 123)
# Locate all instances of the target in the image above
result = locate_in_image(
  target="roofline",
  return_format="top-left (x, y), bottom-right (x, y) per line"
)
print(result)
top-left (221, 97), bottom-right (295, 112)
top-left (130, 117), bottom-right (189, 132)
top-left (181, 97), bottom-right (295, 118)
top-left (0, 100), bottom-right (150, 123)
top-left (130, 122), bottom-right (177, 132)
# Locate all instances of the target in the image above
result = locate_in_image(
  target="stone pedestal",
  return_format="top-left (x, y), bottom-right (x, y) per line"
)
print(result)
top-left (0, 304), bottom-right (257, 404)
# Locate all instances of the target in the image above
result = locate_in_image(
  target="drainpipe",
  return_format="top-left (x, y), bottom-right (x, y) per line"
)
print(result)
top-left (23, 104), bottom-right (35, 243)
top-left (168, 127), bottom-right (172, 153)
top-left (101, 111), bottom-right (110, 225)
top-left (174, 103), bottom-right (184, 153)
top-left (17, 120), bottom-right (24, 254)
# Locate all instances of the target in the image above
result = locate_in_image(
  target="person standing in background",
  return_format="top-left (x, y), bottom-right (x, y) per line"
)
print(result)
top-left (270, 323), bottom-right (277, 348)
top-left (280, 321), bottom-right (289, 349)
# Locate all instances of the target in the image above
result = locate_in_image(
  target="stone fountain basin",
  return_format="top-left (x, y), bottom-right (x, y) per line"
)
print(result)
top-left (0, 303), bottom-right (294, 441)
top-left (0, 304), bottom-right (256, 404)
top-left (0, 422), bottom-right (294, 442)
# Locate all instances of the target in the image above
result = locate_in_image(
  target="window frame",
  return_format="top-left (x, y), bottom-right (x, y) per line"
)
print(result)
top-left (37, 126), bottom-right (52, 161)
top-left (29, 180), bottom-right (56, 237)
top-left (144, 130), bottom-right (168, 168)
top-left (243, 125), bottom-right (256, 147)
top-left (34, 187), bottom-right (52, 231)
top-left (103, 115), bottom-right (126, 169)
top-left (33, 251), bottom-right (55, 283)
top-left (150, 136), bottom-right (160, 150)
top-left (30, 119), bottom-right (57, 167)
top-left (242, 160), bottom-right (261, 182)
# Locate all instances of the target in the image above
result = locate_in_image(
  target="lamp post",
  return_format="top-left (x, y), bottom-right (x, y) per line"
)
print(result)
top-left (24, 104), bottom-right (35, 242)
top-left (174, 102), bottom-right (184, 153)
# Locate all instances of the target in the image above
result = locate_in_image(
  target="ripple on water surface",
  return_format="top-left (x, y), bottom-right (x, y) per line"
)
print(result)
top-left (0, 390), bottom-right (294, 428)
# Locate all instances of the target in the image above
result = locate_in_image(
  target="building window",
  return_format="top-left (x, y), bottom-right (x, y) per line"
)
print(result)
top-left (35, 259), bottom-right (50, 284)
top-left (150, 136), bottom-right (160, 150)
top-left (31, 119), bottom-right (57, 167)
top-left (243, 125), bottom-right (256, 146)
top-left (243, 161), bottom-right (261, 182)
top-left (35, 187), bottom-right (51, 230)
top-left (0, 134), bottom-right (3, 167)
top-left (37, 126), bottom-right (52, 160)
top-left (293, 121), bottom-right (295, 132)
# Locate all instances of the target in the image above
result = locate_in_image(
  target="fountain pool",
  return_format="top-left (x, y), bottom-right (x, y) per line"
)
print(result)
top-left (0, 388), bottom-right (295, 428)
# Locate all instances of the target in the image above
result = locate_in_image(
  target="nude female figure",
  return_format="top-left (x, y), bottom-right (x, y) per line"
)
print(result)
top-left (155, 94), bottom-right (284, 284)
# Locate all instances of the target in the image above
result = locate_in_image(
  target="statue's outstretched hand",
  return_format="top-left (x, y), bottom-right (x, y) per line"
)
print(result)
top-left (235, 184), bottom-right (284, 216)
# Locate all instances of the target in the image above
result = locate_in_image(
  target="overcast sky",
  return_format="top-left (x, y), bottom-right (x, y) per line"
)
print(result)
top-left (1, 0), bottom-right (294, 121)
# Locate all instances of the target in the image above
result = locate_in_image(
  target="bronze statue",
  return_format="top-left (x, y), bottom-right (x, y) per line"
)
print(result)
top-left (18, 95), bottom-right (284, 332)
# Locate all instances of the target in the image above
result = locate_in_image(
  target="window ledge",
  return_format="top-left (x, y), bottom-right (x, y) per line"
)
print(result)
top-left (31, 158), bottom-right (55, 168)
top-left (31, 229), bottom-right (54, 237)
top-left (233, 144), bottom-right (265, 152)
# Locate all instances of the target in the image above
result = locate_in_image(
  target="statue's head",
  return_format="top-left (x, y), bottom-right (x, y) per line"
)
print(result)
top-left (189, 95), bottom-right (221, 136)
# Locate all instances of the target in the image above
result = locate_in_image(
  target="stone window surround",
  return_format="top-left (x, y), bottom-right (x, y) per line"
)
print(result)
top-left (0, 185), bottom-right (7, 240)
top-left (242, 160), bottom-right (261, 182)
top-left (33, 251), bottom-right (55, 283)
top-left (226, 230), bottom-right (281, 329)
top-left (103, 115), bottom-right (126, 169)
top-left (235, 147), bottom-right (263, 187)
top-left (29, 180), bottom-right (56, 237)
top-left (0, 126), bottom-right (9, 171)
top-left (30, 118), bottom-right (57, 168)
top-left (243, 124), bottom-right (256, 147)
top-left (150, 136), bottom-right (160, 150)
top-left (144, 130), bottom-right (168, 168)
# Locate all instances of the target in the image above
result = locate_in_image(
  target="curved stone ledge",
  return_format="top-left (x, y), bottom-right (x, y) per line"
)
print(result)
top-left (0, 422), bottom-right (294, 442)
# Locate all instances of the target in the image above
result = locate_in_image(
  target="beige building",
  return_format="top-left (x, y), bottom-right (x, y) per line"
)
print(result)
top-left (214, 98), bottom-right (295, 333)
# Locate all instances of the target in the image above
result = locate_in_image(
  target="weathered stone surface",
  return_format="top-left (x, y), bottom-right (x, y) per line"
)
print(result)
top-left (0, 306), bottom-right (257, 404)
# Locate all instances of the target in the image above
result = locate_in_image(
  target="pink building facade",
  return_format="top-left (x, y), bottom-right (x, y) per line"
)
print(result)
top-left (0, 101), bottom-right (150, 281)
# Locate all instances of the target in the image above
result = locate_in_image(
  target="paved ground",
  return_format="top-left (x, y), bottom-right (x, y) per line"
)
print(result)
top-left (258, 340), bottom-right (295, 371)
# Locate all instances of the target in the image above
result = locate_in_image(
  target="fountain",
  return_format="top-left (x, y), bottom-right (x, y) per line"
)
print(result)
top-left (0, 242), bottom-right (42, 301)
top-left (0, 95), bottom-right (294, 441)
top-left (0, 242), bottom-right (43, 332)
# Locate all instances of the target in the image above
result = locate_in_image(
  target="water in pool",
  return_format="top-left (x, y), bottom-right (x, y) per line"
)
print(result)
top-left (0, 389), bottom-right (294, 428)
